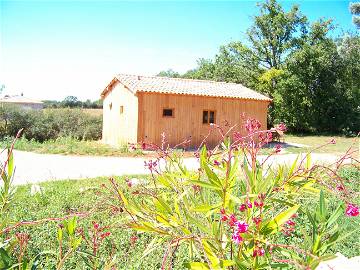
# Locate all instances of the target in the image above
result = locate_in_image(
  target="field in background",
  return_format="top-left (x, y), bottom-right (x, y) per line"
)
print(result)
top-left (81, 108), bottom-right (103, 116)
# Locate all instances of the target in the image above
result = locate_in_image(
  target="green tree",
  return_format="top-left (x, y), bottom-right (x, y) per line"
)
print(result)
top-left (275, 21), bottom-right (355, 132)
top-left (157, 69), bottom-right (181, 78)
top-left (350, 2), bottom-right (360, 28)
top-left (247, 0), bottom-right (307, 70)
top-left (61, 96), bottom-right (81, 108)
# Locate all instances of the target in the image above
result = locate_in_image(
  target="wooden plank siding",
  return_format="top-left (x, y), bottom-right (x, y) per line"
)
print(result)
top-left (137, 92), bottom-right (269, 148)
top-left (102, 81), bottom-right (138, 146)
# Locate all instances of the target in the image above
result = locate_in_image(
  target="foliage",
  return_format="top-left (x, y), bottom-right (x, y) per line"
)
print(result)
top-left (157, 69), bottom-right (182, 78)
top-left (350, 2), bottom-right (360, 28)
top-left (101, 120), bottom-right (359, 270)
top-left (0, 106), bottom-right (102, 142)
top-left (158, 0), bottom-right (360, 134)
top-left (274, 20), bottom-right (358, 133)
top-left (43, 97), bottom-right (103, 109)
top-left (0, 121), bottom-right (359, 269)
top-left (0, 136), bottom-right (144, 157)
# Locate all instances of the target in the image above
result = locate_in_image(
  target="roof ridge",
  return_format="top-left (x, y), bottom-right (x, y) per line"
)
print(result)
top-left (117, 73), bottom-right (244, 86)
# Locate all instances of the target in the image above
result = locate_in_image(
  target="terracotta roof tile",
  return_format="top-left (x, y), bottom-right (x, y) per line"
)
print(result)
top-left (102, 74), bottom-right (271, 101)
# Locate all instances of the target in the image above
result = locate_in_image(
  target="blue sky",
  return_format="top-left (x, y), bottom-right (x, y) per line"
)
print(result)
top-left (0, 0), bottom-right (357, 101)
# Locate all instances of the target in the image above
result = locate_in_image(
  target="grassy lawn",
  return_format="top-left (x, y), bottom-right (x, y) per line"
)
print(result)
top-left (261, 134), bottom-right (359, 155)
top-left (3, 167), bottom-right (359, 269)
top-left (6, 175), bottom-right (189, 269)
top-left (1, 137), bottom-right (144, 157)
top-left (1, 134), bottom-right (358, 157)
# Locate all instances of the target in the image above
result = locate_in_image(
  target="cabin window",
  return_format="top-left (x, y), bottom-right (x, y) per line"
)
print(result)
top-left (163, 108), bottom-right (174, 117)
top-left (203, 110), bottom-right (215, 124)
top-left (109, 102), bottom-right (112, 110)
top-left (120, 106), bottom-right (124, 114)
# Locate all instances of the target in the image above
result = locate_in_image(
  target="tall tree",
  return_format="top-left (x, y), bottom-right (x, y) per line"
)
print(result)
top-left (350, 2), bottom-right (360, 28)
top-left (247, 0), bottom-right (307, 70)
top-left (275, 21), bottom-right (354, 132)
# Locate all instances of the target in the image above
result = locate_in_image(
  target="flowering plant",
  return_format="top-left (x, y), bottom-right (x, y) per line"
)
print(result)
top-left (104, 119), bottom-right (359, 269)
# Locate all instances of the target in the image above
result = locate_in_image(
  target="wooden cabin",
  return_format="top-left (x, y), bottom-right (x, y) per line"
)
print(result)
top-left (100, 74), bottom-right (271, 148)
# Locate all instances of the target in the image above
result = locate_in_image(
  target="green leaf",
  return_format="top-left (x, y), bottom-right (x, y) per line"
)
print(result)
top-left (261, 205), bottom-right (299, 235)
top-left (305, 153), bottom-right (311, 169)
top-left (326, 204), bottom-right (344, 229)
top-left (57, 228), bottom-right (63, 242)
top-left (190, 180), bottom-right (222, 190)
top-left (201, 240), bottom-right (220, 267)
top-left (7, 150), bottom-right (14, 182)
top-left (0, 248), bottom-right (12, 268)
top-left (288, 155), bottom-right (299, 176)
top-left (319, 190), bottom-right (326, 220)
top-left (191, 202), bottom-right (222, 213)
top-left (184, 262), bottom-right (210, 269)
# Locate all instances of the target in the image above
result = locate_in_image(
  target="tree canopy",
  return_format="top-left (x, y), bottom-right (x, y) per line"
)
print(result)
top-left (157, 0), bottom-right (360, 134)
top-left (350, 2), bottom-right (360, 28)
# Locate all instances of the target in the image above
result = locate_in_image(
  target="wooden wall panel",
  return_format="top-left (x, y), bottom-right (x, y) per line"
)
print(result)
top-left (102, 82), bottom-right (138, 146)
top-left (138, 92), bottom-right (269, 148)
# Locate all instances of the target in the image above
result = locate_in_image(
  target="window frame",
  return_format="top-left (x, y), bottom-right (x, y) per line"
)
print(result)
top-left (202, 110), bottom-right (216, 124)
top-left (162, 108), bottom-right (175, 118)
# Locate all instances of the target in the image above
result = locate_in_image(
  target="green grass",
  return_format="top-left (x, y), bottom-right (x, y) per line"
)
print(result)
top-left (3, 167), bottom-right (359, 269)
top-left (6, 175), bottom-right (188, 269)
top-left (261, 134), bottom-right (359, 155)
top-left (1, 137), bottom-right (143, 157)
top-left (2, 134), bottom-right (358, 157)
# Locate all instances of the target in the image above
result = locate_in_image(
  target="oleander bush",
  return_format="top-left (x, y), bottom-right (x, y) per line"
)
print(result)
top-left (0, 119), bottom-right (359, 269)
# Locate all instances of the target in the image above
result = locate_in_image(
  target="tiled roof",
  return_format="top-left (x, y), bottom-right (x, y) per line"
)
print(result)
top-left (101, 74), bottom-right (271, 101)
top-left (0, 95), bottom-right (43, 104)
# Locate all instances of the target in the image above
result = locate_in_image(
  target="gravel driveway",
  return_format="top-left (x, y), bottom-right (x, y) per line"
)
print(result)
top-left (0, 150), bottom-right (344, 185)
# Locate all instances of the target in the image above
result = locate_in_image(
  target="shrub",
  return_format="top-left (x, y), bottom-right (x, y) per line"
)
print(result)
top-left (101, 120), bottom-right (359, 269)
top-left (0, 106), bottom-right (102, 142)
top-left (0, 119), bottom-right (359, 269)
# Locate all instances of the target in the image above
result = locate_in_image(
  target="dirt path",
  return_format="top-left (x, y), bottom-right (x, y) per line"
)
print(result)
top-left (0, 150), bottom-right (347, 185)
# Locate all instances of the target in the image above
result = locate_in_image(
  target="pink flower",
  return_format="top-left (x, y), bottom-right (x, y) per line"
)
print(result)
top-left (346, 204), bottom-right (359, 217)
top-left (276, 123), bottom-right (287, 132)
top-left (253, 217), bottom-right (262, 226)
top-left (337, 185), bottom-right (344, 191)
top-left (92, 221), bottom-right (99, 230)
top-left (220, 208), bottom-right (226, 215)
top-left (232, 232), bottom-right (243, 244)
top-left (213, 160), bottom-right (221, 166)
top-left (239, 204), bottom-right (247, 212)
top-left (235, 221), bottom-right (249, 233)
top-left (127, 180), bottom-right (132, 188)
top-left (100, 231), bottom-right (111, 239)
top-left (130, 235), bottom-right (138, 245)
top-left (286, 220), bottom-right (295, 226)
top-left (253, 248), bottom-right (265, 257)
top-left (274, 144), bottom-right (282, 153)
top-left (245, 118), bottom-right (261, 133)
top-left (254, 200), bottom-right (264, 208)
top-left (246, 199), bottom-right (252, 209)
top-left (228, 214), bottom-right (237, 227)
top-left (192, 185), bottom-right (201, 193)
